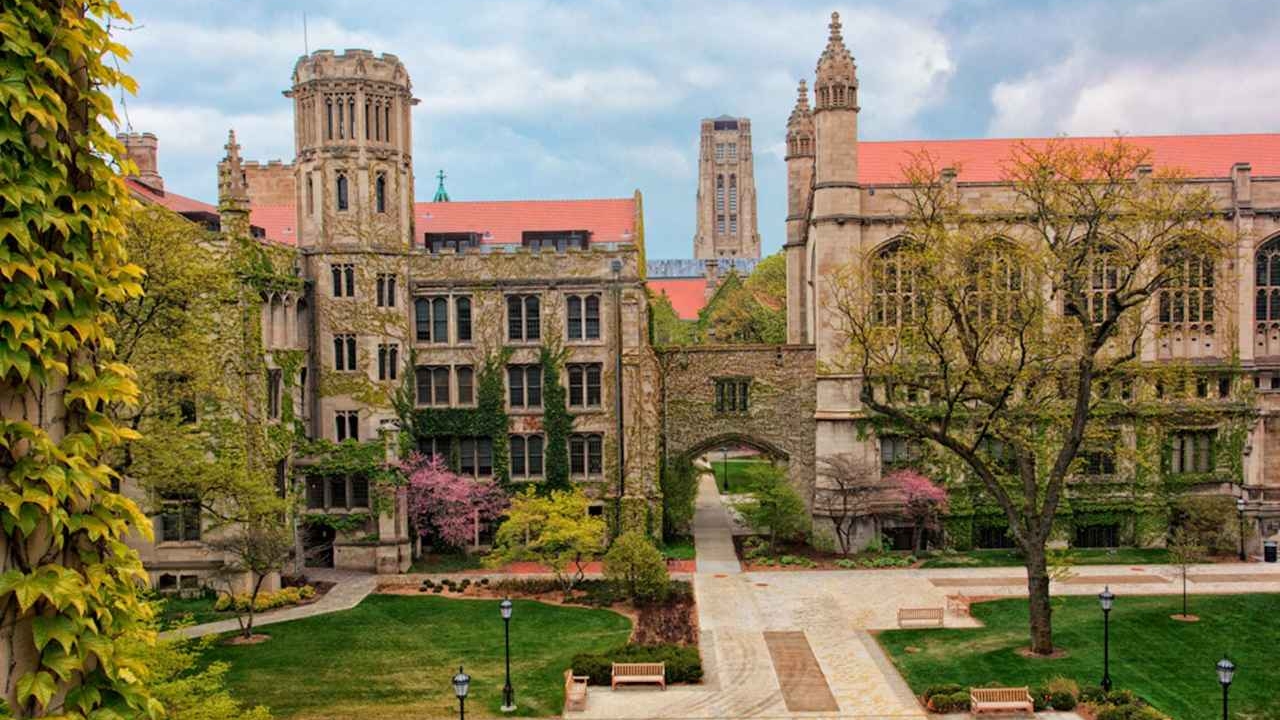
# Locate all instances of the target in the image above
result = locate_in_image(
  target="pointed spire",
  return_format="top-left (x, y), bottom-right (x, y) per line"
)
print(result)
top-left (828, 11), bottom-right (843, 44)
top-left (815, 10), bottom-right (858, 109)
top-left (219, 129), bottom-right (251, 237)
top-left (795, 79), bottom-right (810, 112)
top-left (433, 169), bottom-right (450, 202)
top-left (786, 79), bottom-right (815, 158)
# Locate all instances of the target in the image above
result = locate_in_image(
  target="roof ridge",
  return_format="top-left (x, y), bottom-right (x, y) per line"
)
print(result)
top-left (861, 131), bottom-right (1280, 145)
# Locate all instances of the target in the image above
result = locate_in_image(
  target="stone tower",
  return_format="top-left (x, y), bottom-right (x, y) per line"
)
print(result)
top-left (285, 49), bottom-right (417, 249)
top-left (118, 131), bottom-right (163, 190)
top-left (784, 80), bottom-right (815, 344)
top-left (693, 116), bottom-right (761, 259)
top-left (218, 129), bottom-right (252, 239)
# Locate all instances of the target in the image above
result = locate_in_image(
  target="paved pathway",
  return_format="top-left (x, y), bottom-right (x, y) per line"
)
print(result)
top-left (164, 568), bottom-right (377, 639)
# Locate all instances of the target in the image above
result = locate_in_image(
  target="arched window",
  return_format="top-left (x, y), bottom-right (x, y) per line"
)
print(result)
top-left (375, 174), bottom-right (386, 214)
top-left (1158, 250), bottom-right (1214, 326)
top-left (1256, 237), bottom-right (1280, 322)
top-left (872, 239), bottom-right (918, 326)
top-left (364, 100), bottom-right (371, 141)
top-left (335, 173), bottom-right (349, 212)
top-left (1086, 248), bottom-right (1119, 324)
top-left (325, 97), bottom-right (334, 140)
top-left (348, 97), bottom-right (356, 139)
top-left (716, 175), bottom-right (725, 214)
top-left (965, 242), bottom-right (1022, 324)
top-left (728, 175), bottom-right (737, 214)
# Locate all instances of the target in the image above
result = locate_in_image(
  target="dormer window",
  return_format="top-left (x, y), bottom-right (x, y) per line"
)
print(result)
top-left (424, 232), bottom-right (479, 254)
top-left (522, 231), bottom-right (589, 252)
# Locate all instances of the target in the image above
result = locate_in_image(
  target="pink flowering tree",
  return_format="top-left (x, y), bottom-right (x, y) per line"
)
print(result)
top-left (887, 469), bottom-right (948, 554)
top-left (403, 453), bottom-right (509, 550)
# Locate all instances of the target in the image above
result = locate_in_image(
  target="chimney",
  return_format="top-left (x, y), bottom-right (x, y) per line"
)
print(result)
top-left (117, 132), bottom-right (162, 191)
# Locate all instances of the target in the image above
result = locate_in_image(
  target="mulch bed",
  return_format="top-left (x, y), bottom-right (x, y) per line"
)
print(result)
top-left (733, 536), bottom-right (922, 572)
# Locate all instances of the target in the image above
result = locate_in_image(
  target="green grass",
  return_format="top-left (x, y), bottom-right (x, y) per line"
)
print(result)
top-left (201, 594), bottom-right (632, 719)
top-left (710, 458), bottom-right (771, 493)
top-left (156, 594), bottom-right (233, 630)
top-left (661, 537), bottom-right (696, 560)
top-left (408, 550), bottom-right (487, 573)
top-left (919, 547), bottom-right (1172, 568)
top-left (879, 594), bottom-right (1280, 720)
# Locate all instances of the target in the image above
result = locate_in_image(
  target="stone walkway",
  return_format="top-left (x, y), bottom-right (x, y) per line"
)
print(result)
top-left (164, 568), bottom-right (377, 639)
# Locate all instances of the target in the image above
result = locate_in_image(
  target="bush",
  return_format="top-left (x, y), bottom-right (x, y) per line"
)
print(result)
top-left (777, 554), bottom-right (817, 568)
top-left (660, 459), bottom-right (698, 537)
top-left (928, 691), bottom-right (970, 713)
top-left (213, 585), bottom-right (316, 613)
top-left (1031, 685), bottom-right (1050, 711)
top-left (1106, 689), bottom-right (1138, 706)
top-left (604, 531), bottom-right (670, 604)
top-left (923, 683), bottom-right (963, 701)
top-left (1079, 684), bottom-right (1107, 703)
top-left (1045, 676), bottom-right (1079, 698)
top-left (1049, 690), bottom-right (1077, 711)
top-left (569, 644), bottom-right (702, 685)
top-left (738, 466), bottom-right (810, 552)
top-left (943, 691), bottom-right (970, 712)
top-left (1172, 495), bottom-right (1239, 556)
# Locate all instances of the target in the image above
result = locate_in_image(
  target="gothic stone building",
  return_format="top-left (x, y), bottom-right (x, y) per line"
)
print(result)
top-left (693, 116), bottom-right (761, 260)
top-left (784, 12), bottom-right (1280, 551)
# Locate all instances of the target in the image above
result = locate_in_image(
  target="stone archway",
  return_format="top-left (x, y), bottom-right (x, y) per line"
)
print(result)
top-left (658, 345), bottom-right (816, 507)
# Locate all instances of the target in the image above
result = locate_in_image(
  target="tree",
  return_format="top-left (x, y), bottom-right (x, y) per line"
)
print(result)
top-left (148, 634), bottom-right (272, 720)
top-left (1167, 527), bottom-right (1205, 620)
top-left (833, 138), bottom-right (1228, 655)
top-left (816, 454), bottom-right (890, 554)
top-left (487, 488), bottom-right (606, 597)
top-left (738, 464), bottom-right (810, 554)
top-left (649, 289), bottom-right (694, 346)
top-left (603, 531), bottom-right (670, 604)
top-left (1, 2), bottom-right (161, 716)
top-left (207, 516), bottom-right (294, 639)
top-left (889, 469), bottom-right (948, 554)
top-left (697, 263), bottom-right (787, 344)
top-left (403, 453), bottom-right (508, 549)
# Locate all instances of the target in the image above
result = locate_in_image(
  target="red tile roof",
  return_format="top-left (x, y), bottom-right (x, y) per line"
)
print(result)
top-left (858, 133), bottom-right (1280, 185)
top-left (415, 198), bottom-right (636, 245)
top-left (125, 177), bottom-right (218, 215)
top-left (250, 205), bottom-right (298, 245)
top-left (648, 278), bottom-right (708, 320)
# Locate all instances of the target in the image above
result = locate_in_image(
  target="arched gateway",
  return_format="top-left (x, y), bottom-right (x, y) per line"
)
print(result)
top-left (657, 345), bottom-right (816, 506)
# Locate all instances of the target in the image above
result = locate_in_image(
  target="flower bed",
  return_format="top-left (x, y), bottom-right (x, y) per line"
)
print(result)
top-left (214, 585), bottom-right (317, 613)
top-left (736, 535), bottom-right (920, 571)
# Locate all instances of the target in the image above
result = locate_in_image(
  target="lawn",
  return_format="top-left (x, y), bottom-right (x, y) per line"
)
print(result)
top-left (156, 593), bottom-right (233, 630)
top-left (710, 458), bottom-right (771, 493)
top-left (879, 594), bottom-right (1280, 720)
top-left (661, 537), bottom-right (696, 560)
top-left (919, 547), bottom-right (1172, 568)
top-left (201, 594), bottom-right (632, 719)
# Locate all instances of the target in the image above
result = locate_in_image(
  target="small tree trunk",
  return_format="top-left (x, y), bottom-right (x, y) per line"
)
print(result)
top-left (912, 524), bottom-right (924, 555)
top-left (1025, 545), bottom-right (1054, 655)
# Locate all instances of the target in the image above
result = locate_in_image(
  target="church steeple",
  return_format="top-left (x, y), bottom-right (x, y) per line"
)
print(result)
top-left (786, 79), bottom-right (814, 159)
top-left (432, 169), bottom-right (450, 202)
top-left (814, 11), bottom-right (858, 111)
top-left (218, 129), bottom-right (251, 238)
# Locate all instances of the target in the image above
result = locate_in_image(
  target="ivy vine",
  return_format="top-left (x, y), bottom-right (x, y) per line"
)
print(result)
top-left (541, 344), bottom-right (572, 491)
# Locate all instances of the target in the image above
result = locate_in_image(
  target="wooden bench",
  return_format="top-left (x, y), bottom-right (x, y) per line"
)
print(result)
top-left (611, 662), bottom-right (666, 690)
top-left (896, 607), bottom-right (945, 627)
top-left (563, 669), bottom-right (588, 711)
top-left (970, 687), bottom-right (1034, 714)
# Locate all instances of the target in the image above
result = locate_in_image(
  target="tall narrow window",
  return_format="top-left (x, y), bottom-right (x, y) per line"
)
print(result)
top-left (375, 174), bottom-right (386, 213)
top-left (266, 369), bottom-right (282, 420)
top-left (1158, 250), bottom-right (1214, 326)
top-left (567, 363), bottom-right (603, 408)
top-left (336, 173), bottom-right (349, 212)
top-left (567, 295), bottom-right (582, 340)
top-left (716, 175), bottom-right (725, 215)
top-left (375, 274), bottom-right (397, 308)
top-left (333, 334), bottom-right (357, 372)
top-left (334, 410), bottom-right (359, 442)
top-left (510, 434), bottom-right (544, 479)
top-left (306, 173), bottom-right (315, 215)
top-left (728, 175), bottom-right (738, 214)
top-left (414, 366), bottom-right (451, 406)
top-left (374, 99), bottom-right (381, 140)
top-left (456, 366), bottom-right (474, 405)
top-left (456, 297), bottom-right (472, 342)
top-left (348, 97), bottom-right (355, 138)
top-left (570, 434), bottom-right (604, 476)
top-left (364, 100), bottom-right (371, 141)
top-left (325, 97), bottom-right (333, 140)
top-left (1170, 430), bottom-right (1215, 474)
top-left (507, 294), bottom-right (541, 341)
top-left (336, 97), bottom-right (344, 139)
top-left (508, 365), bottom-right (542, 409)
top-left (377, 343), bottom-right (398, 381)
top-left (415, 298), bottom-right (430, 341)
top-left (431, 297), bottom-right (448, 344)
top-left (585, 295), bottom-right (600, 339)
top-left (385, 105), bottom-right (392, 143)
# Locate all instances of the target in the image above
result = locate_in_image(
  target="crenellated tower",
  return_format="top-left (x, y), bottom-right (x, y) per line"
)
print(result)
top-left (785, 80), bottom-right (815, 344)
top-left (285, 49), bottom-right (418, 249)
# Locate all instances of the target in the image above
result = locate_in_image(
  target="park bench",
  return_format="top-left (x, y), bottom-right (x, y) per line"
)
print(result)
top-left (970, 686), bottom-right (1034, 714)
top-left (896, 607), bottom-right (945, 627)
top-left (563, 669), bottom-right (589, 711)
top-left (610, 662), bottom-right (666, 690)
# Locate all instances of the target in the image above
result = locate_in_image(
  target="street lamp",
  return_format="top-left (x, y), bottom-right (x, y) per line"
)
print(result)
top-left (1217, 656), bottom-right (1235, 720)
top-left (500, 598), bottom-right (516, 712)
top-left (1098, 586), bottom-right (1115, 692)
top-left (1236, 497), bottom-right (1247, 562)
top-left (720, 445), bottom-right (729, 492)
top-left (452, 665), bottom-right (471, 720)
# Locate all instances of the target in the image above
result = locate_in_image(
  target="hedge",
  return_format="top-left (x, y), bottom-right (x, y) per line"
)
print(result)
top-left (569, 643), bottom-right (702, 685)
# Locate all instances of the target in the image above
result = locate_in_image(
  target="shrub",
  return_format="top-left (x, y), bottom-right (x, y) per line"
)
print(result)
top-left (929, 693), bottom-right (958, 713)
top-left (944, 691), bottom-right (970, 712)
top-left (569, 644), bottom-right (702, 685)
top-left (213, 585), bottom-right (316, 613)
top-left (1031, 685), bottom-right (1050, 711)
top-left (1172, 495), bottom-right (1239, 556)
top-left (923, 683), bottom-right (963, 701)
top-left (1079, 684), bottom-right (1107, 703)
top-left (604, 531), bottom-right (670, 604)
top-left (1045, 676), bottom-right (1079, 698)
top-left (1106, 689), bottom-right (1138, 706)
top-left (1049, 691), bottom-right (1077, 711)
top-left (778, 554), bottom-right (817, 568)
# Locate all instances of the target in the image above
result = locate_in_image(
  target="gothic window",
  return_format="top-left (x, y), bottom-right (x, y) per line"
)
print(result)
top-left (1086, 249), bottom-right (1120, 324)
top-left (871, 240), bottom-right (919, 326)
top-left (330, 263), bottom-right (354, 297)
top-left (267, 369), bottom-right (282, 420)
top-left (415, 366), bottom-right (451, 406)
top-left (1169, 430), bottom-right (1215, 474)
top-left (306, 173), bottom-right (314, 215)
top-left (569, 433), bottom-right (604, 476)
top-left (385, 105), bottom-right (392, 143)
top-left (1158, 250), bottom-right (1214, 327)
top-left (334, 410), bottom-right (359, 442)
top-left (458, 437), bottom-right (493, 478)
top-left (508, 365), bottom-right (542, 409)
top-left (507, 294), bottom-right (541, 342)
top-left (566, 294), bottom-right (601, 341)
top-left (509, 434), bottom-right (545, 479)
top-left (375, 273), bottom-right (396, 307)
top-left (414, 298), bottom-right (430, 341)
top-left (728, 175), bottom-right (737, 214)
top-left (364, 100), bottom-right (371, 141)
top-left (373, 99), bottom-right (382, 141)
top-left (377, 343), bottom-right (398, 381)
top-left (348, 97), bottom-right (356, 138)
top-left (714, 378), bottom-right (750, 414)
top-left (965, 243), bottom-right (1022, 324)
top-left (715, 143), bottom-right (725, 161)
top-left (1255, 237), bottom-right (1280, 322)
top-left (159, 494), bottom-right (201, 542)
top-left (456, 297), bottom-right (472, 342)
top-left (567, 363), bottom-right (602, 408)
top-left (716, 175), bottom-right (725, 215)
top-left (729, 143), bottom-right (737, 161)
top-left (325, 97), bottom-right (333, 140)
top-left (456, 366), bottom-right (475, 405)
top-left (432, 297), bottom-right (448, 343)
top-left (336, 173), bottom-right (349, 212)
top-left (336, 97), bottom-right (344, 139)
top-left (375, 173), bottom-right (387, 213)
top-left (333, 334), bottom-right (357, 372)
top-left (730, 216), bottom-right (737, 235)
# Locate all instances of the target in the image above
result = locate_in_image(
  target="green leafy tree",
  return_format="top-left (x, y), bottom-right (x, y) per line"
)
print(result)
top-left (0, 1), bottom-right (164, 716)
top-left (648, 289), bottom-right (695, 346)
top-left (696, 253), bottom-right (787, 344)
top-left (149, 634), bottom-right (271, 720)
top-left (208, 516), bottom-right (294, 639)
top-left (487, 488), bottom-right (606, 597)
top-left (738, 465), bottom-right (810, 554)
top-left (603, 531), bottom-right (670, 604)
top-left (540, 346), bottom-right (571, 491)
top-left (832, 138), bottom-right (1229, 655)
top-left (1168, 527), bottom-right (1205, 619)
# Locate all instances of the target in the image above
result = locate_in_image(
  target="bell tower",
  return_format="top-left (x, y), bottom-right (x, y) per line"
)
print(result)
top-left (286, 49), bottom-right (418, 249)
top-left (785, 80), bottom-right (815, 344)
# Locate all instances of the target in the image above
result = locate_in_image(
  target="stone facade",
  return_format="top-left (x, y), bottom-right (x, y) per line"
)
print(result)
top-left (783, 12), bottom-right (1280, 551)
top-left (693, 116), bottom-right (761, 260)
top-left (241, 160), bottom-right (297, 206)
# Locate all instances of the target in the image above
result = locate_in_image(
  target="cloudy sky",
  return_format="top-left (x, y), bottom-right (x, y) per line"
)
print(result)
top-left (115, 0), bottom-right (1280, 259)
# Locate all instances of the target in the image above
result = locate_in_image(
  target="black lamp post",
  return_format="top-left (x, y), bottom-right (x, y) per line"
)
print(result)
top-left (1236, 497), bottom-right (1247, 562)
top-left (1098, 585), bottom-right (1115, 692)
top-left (452, 665), bottom-right (470, 720)
top-left (500, 598), bottom-right (516, 712)
top-left (720, 445), bottom-right (729, 492)
top-left (1217, 656), bottom-right (1235, 720)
